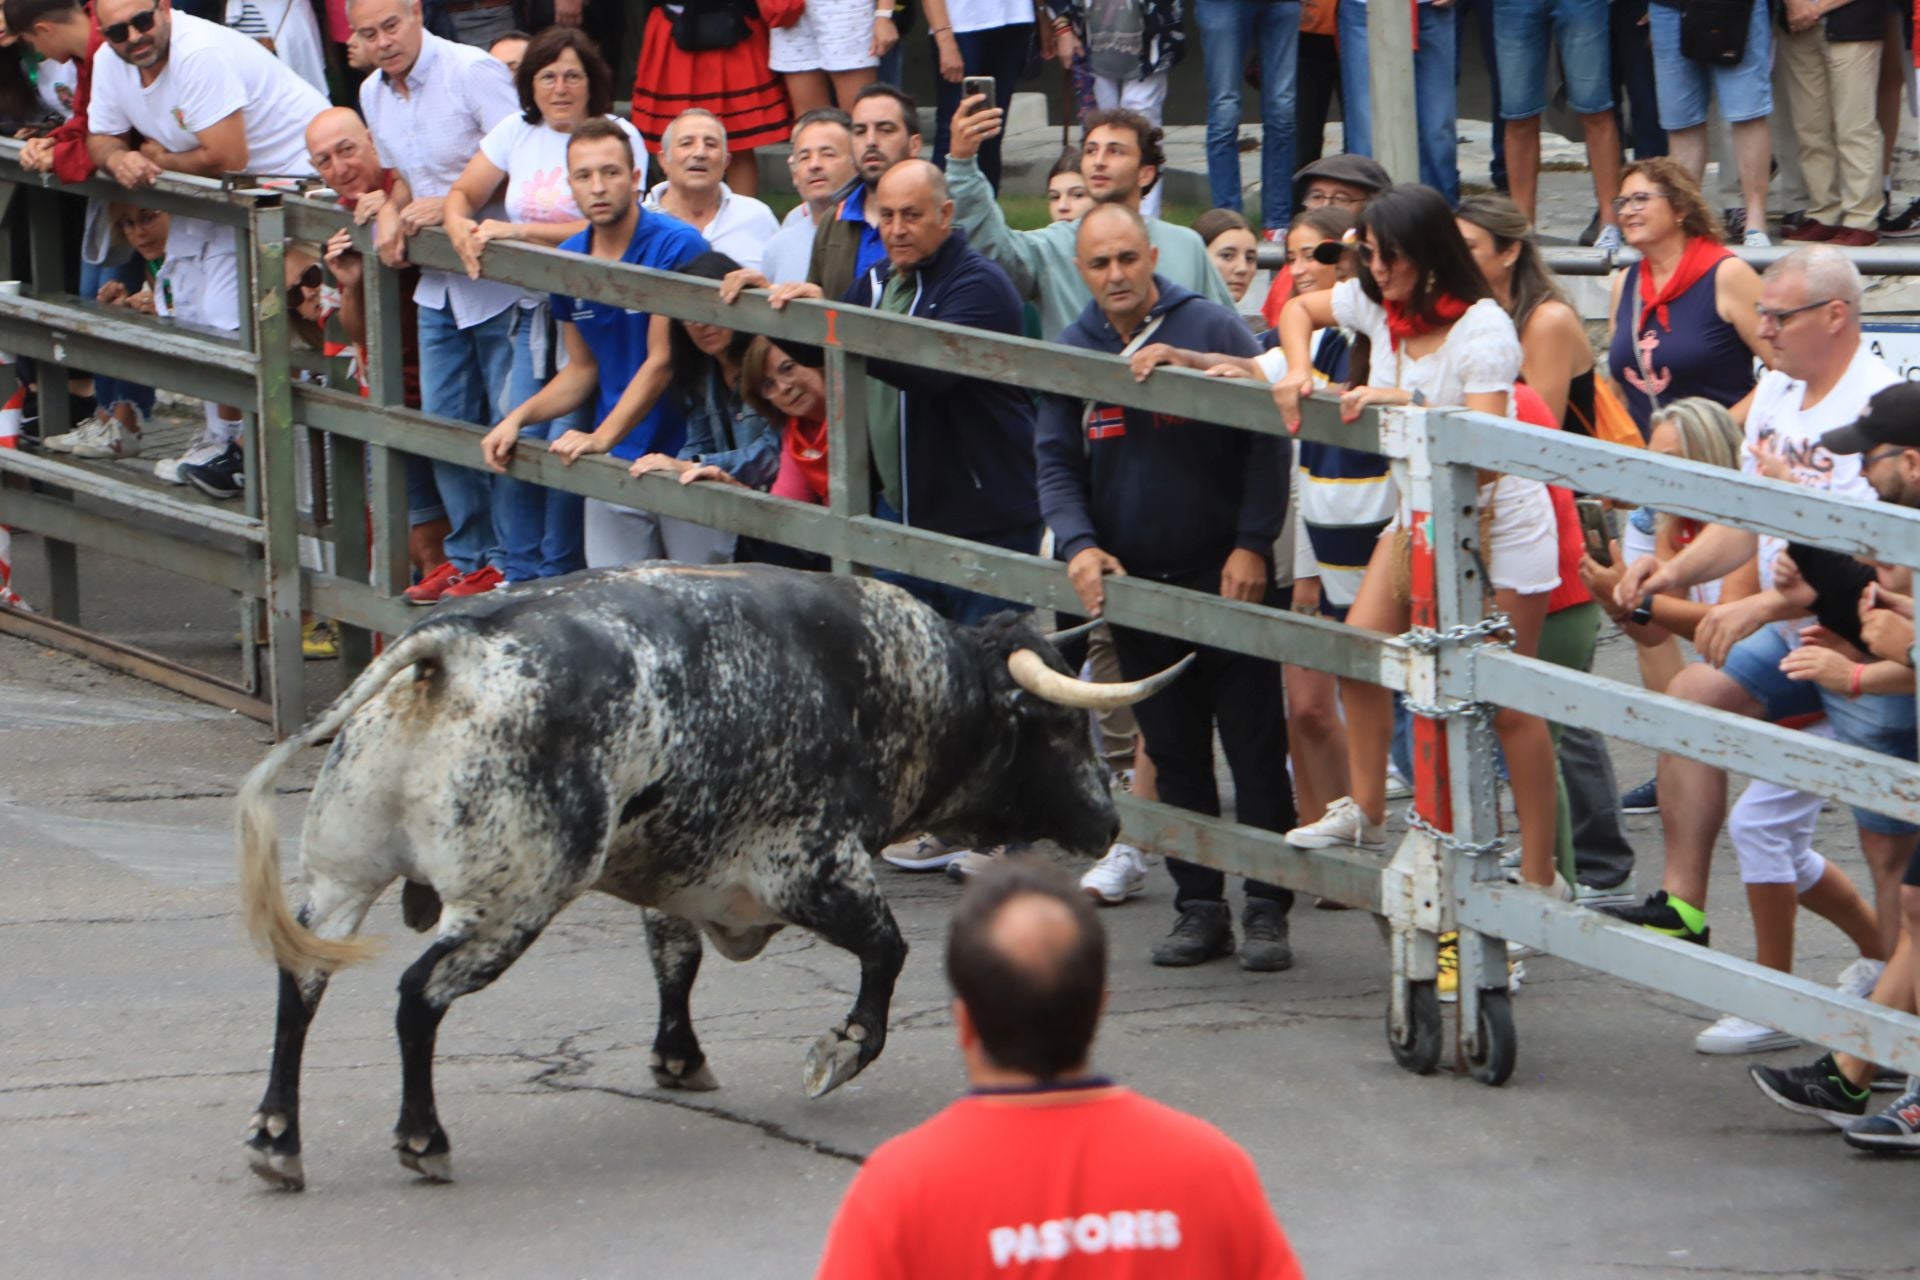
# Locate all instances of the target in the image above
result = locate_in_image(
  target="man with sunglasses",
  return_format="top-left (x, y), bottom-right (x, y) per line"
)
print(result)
top-left (1612, 246), bottom-right (1917, 978)
top-left (85, 0), bottom-right (326, 488)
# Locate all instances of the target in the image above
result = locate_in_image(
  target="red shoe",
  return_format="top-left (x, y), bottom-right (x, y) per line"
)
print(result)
top-left (441, 564), bottom-right (504, 598)
top-left (403, 560), bottom-right (463, 606)
top-left (1829, 226), bottom-right (1881, 247)
top-left (1783, 219), bottom-right (1834, 242)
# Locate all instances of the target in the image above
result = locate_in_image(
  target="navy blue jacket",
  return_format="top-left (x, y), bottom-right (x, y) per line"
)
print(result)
top-left (1036, 279), bottom-right (1289, 581)
top-left (843, 228), bottom-right (1041, 540)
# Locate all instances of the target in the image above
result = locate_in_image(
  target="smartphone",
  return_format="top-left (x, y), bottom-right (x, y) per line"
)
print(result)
top-left (1576, 497), bottom-right (1611, 567)
top-left (960, 76), bottom-right (996, 114)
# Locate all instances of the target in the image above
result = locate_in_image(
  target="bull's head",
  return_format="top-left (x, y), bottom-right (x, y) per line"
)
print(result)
top-left (932, 613), bottom-right (1191, 859)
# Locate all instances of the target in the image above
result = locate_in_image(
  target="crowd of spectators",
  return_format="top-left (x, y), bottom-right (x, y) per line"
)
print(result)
top-left (3, 0), bottom-right (1920, 1213)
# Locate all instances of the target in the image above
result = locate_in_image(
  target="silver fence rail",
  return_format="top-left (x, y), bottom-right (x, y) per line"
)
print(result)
top-left (2, 141), bottom-right (1917, 1083)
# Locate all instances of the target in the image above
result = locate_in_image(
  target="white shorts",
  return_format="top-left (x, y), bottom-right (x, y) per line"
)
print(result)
top-left (768, 0), bottom-right (877, 73)
top-left (1728, 720), bottom-right (1833, 889)
top-left (1482, 475), bottom-right (1561, 596)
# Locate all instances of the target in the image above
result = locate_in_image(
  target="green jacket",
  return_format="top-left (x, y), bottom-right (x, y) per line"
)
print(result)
top-left (947, 154), bottom-right (1238, 341)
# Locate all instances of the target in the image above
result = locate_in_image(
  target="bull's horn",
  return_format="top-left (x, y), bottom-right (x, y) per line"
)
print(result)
top-left (1044, 618), bottom-right (1102, 646)
top-left (1006, 648), bottom-right (1195, 710)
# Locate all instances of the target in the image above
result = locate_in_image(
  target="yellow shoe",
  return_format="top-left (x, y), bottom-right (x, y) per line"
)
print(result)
top-left (301, 620), bottom-right (339, 661)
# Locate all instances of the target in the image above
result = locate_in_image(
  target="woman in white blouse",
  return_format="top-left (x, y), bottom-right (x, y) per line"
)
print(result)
top-left (444, 27), bottom-right (646, 585)
top-left (1271, 185), bottom-right (1566, 900)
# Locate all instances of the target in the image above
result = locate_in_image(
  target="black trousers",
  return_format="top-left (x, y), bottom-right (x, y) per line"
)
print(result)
top-left (1296, 33), bottom-right (1341, 170)
top-left (1108, 574), bottom-right (1295, 913)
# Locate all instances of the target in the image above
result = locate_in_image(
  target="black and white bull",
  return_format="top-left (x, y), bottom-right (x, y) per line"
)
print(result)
top-left (236, 564), bottom-right (1184, 1190)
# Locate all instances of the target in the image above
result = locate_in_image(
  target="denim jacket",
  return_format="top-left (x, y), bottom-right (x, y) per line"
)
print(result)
top-left (678, 364), bottom-right (782, 490)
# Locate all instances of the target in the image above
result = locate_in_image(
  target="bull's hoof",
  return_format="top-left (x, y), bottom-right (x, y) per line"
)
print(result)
top-left (649, 1051), bottom-right (719, 1092)
top-left (803, 1026), bottom-right (870, 1099)
top-left (245, 1143), bottom-right (306, 1192)
top-left (394, 1131), bottom-right (454, 1183)
top-left (244, 1111), bottom-right (304, 1191)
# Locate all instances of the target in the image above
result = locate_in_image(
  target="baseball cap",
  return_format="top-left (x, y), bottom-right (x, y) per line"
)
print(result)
top-left (1819, 382), bottom-right (1920, 455)
top-left (1293, 155), bottom-right (1392, 195)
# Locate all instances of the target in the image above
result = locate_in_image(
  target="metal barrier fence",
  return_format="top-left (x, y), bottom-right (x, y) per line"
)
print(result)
top-left (3, 142), bottom-right (1919, 1085)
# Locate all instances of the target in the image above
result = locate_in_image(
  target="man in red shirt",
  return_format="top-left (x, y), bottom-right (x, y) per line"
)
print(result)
top-left (816, 864), bottom-right (1303, 1279)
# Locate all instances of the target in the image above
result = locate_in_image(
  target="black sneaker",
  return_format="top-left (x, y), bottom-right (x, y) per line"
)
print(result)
top-left (1844, 1080), bottom-right (1920, 1153)
top-left (1598, 889), bottom-right (1709, 945)
top-left (1150, 901), bottom-right (1233, 967)
top-left (1619, 777), bottom-right (1658, 814)
top-left (181, 441), bottom-right (244, 499)
top-left (1749, 1054), bottom-right (1872, 1128)
top-left (1879, 196), bottom-right (1920, 238)
top-left (1578, 210), bottom-right (1601, 247)
top-left (1238, 898), bottom-right (1293, 972)
top-left (1872, 1065), bottom-right (1910, 1091)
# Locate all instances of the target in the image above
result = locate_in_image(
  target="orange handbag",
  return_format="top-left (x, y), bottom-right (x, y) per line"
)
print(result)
top-left (1568, 374), bottom-right (1645, 449)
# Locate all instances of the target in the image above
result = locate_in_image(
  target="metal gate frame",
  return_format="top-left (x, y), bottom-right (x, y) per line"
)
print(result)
top-left (2, 142), bottom-right (1917, 1083)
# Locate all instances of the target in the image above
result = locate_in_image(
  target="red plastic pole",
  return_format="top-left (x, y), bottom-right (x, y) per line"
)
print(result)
top-left (1408, 508), bottom-right (1451, 833)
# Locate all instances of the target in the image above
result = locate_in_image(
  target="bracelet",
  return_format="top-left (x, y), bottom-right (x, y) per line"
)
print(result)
top-left (931, 25), bottom-right (952, 34)
top-left (1052, 15), bottom-right (1071, 28)
top-left (875, 8), bottom-right (895, 16)
top-left (1850, 663), bottom-right (1866, 698)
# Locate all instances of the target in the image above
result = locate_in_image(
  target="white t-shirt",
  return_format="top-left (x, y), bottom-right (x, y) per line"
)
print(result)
top-left (1330, 280), bottom-right (1521, 407)
top-left (761, 210), bottom-right (818, 284)
top-left (948, 0), bottom-right (1034, 32)
top-left (642, 182), bottom-right (778, 273)
top-left (226, 0), bottom-right (328, 98)
top-left (1743, 344), bottom-right (1899, 591)
top-left (36, 58), bottom-right (77, 121)
top-left (479, 114), bottom-right (648, 226)
top-left (89, 11), bottom-right (326, 177)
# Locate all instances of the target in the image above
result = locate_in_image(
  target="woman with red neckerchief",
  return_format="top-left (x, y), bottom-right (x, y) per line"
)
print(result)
top-left (1270, 184), bottom-right (1567, 902)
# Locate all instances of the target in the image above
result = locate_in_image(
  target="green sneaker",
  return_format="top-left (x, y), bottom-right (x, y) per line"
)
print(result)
top-left (1598, 889), bottom-right (1709, 945)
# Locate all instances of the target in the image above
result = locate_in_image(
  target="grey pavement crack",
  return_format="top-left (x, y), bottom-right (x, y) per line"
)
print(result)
top-left (517, 1034), bottom-right (868, 1166)
top-left (0, 910), bottom-right (232, 928)
top-left (78, 784), bottom-right (312, 804)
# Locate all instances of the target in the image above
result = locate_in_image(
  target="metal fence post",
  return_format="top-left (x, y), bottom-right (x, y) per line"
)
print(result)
top-left (248, 193), bottom-right (304, 738)
top-left (26, 186), bottom-right (78, 623)
top-left (1365, 0), bottom-right (1421, 186)
top-left (361, 227), bottom-right (413, 605)
top-left (825, 340), bottom-right (872, 577)
top-left (1426, 412), bottom-right (1516, 1084)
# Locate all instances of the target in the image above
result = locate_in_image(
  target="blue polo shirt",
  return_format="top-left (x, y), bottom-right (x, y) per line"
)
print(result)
top-left (840, 183), bottom-right (888, 283)
top-left (551, 210), bottom-right (708, 460)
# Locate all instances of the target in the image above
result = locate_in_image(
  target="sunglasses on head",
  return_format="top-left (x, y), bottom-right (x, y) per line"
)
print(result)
top-left (103, 3), bottom-right (160, 44)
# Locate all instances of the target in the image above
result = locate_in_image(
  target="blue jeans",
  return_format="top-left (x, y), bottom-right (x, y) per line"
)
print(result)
top-left (1493, 0), bottom-right (1614, 119)
top-left (1337, 0), bottom-right (1459, 203)
top-left (1648, 0), bottom-right (1772, 129)
top-left (1722, 623), bottom-right (1919, 836)
top-left (1456, 0), bottom-right (1506, 188)
top-left (1195, 0), bottom-right (1300, 229)
top-left (495, 304), bottom-right (587, 582)
top-left (1612, 0), bottom-right (1667, 159)
top-left (930, 23), bottom-right (1034, 191)
top-left (417, 302), bottom-right (512, 574)
top-left (79, 257), bottom-right (155, 423)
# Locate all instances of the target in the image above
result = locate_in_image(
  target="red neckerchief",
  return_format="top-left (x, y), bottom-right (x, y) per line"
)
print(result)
top-left (1637, 235), bottom-right (1732, 334)
top-left (1383, 294), bottom-right (1468, 351)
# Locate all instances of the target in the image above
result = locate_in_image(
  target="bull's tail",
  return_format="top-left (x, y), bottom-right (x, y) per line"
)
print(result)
top-left (237, 626), bottom-right (451, 976)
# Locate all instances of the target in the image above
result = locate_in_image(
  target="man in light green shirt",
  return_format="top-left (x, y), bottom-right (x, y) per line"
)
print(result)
top-left (944, 100), bottom-right (1237, 340)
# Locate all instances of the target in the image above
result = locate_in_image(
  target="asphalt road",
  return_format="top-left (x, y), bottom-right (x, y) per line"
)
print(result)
top-left (1, 532), bottom-right (1915, 1279)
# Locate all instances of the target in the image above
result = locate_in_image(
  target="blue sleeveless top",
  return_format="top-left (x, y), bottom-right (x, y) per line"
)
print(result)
top-left (1607, 258), bottom-right (1755, 438)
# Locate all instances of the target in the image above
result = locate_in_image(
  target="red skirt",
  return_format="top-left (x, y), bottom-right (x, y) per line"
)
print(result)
top-left (630, 8), bottom-right (792, 155)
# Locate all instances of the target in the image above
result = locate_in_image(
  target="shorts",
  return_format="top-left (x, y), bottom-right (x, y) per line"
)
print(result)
top-left (1483, 475), bottom-right (1561, 595)
top-left (1649, 0), bottom-right (1773, 130)
top-left (1728, 719), bottom-right (1834, 888)
top-left (1492, 0), bottom-right (1615, 118)
top-left (768, 0), bottom-right (878, 73)
top-left (1721, 623), bottom-right (1919, 836)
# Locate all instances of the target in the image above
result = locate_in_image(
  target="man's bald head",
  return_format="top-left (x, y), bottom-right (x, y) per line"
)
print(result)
top-left (1075, 202), bottom-right (1158, 333)
top-left (875, 158), bottom-right (954, 271)
top-left (306, 107), bottom-right (382, 200)
top-left (947, 864), bottom-right (1106, 1080)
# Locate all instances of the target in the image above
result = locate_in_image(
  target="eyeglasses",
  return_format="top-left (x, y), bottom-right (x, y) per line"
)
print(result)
top-left (532, 67), bottom-right (587, 89)
top-left (113, 206), bottom-right (164, 234)
top-left (309, 139), bottom-right (359, 170)
top-left (1304, 190), bottom-right (1363, 209)
top-left (102, 3), bottom-right (160, 45)
top-left (1863, 445), bottom-right (1908, 468)
top-left (1754, 298), bottom-right (1837, 326)
top-left (286, 263), bottom-right (323, 308)
top-left (1309, 240), bottom-right (1345, 265)
top-left (1609, 190), bottom-right (1668, 216)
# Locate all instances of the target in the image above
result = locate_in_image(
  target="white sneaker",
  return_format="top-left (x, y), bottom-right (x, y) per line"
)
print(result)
top-left (40, 414), bottom-right (104, 453)
top-left (1837, 957), bottom-right (1886, 1000)
top-left (1593, 223), bottom-right (1624, 256)
top-left (1695, 1014), bottom-right (1797, 1055)
top-left (879, 833), bottom-right (961, 871)
top-left (1384, 766), bottom-right (1413, 801)
top-left (153, 431), bottom-right (229, 485)
top-left (1743, 228), bottom-right (1772, 249)
top-left (1081, 842), bottom-right (1149, 904)
top-left (1285, 796), bottom-right (1386, 851)
top-left (945, 847), bottom-right (1011, 882)
top-left (69, 417), bottom-right (142, 460)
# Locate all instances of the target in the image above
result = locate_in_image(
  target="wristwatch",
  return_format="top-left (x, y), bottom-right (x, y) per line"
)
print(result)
top-left (1629, 597), bottom-right (1654, 627)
